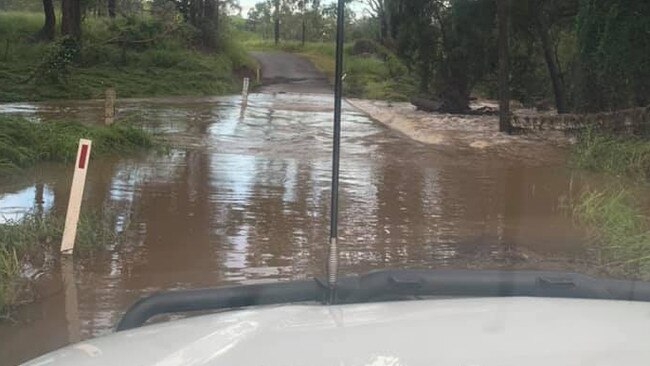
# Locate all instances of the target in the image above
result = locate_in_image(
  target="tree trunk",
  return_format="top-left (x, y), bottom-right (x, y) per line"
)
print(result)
top-left (215, 0), bottom-right (220, 30)
top-left (189, 0), bottom-right (198, 26)
top-left (498, 0), bottom-right (512, 133)
top-left (108, 0), bottom-right (116, 18)
top-left (180, 0), bottom-right (190, 21)
top-left (204, 0), bottom-right (215, 19)
top-left (379, 11), bottom-right (388, 44)
top-left (38, 0), bottom-right (56, 41)
top-left (300, 1), bottom-right (306, 46)
top-left (274, 0), bottom-right (280, 45)
top-left (532, 0), bottom-right (568, 114)
top-left (61, 0), bottom-right (81, 39)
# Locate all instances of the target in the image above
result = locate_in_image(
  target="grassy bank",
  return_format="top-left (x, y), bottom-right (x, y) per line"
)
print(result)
top-left (0, 209), bottom-right (126, 315)
top-left (572, 129), bottom-right (650, 180)
top-left (0, 12), bottom-right (255, 102)
top-left (573, 188), bottom-right (650, 279)
top-left (571, 130), bottom-right (650, 279)
top-left (0, 115), bottom-right (155, 175)
top-left (245, 39), bottom-right (415, 101)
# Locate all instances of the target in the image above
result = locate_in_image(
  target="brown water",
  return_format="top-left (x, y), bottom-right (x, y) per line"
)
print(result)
top-left (0, 93), bottom-right (591, 364)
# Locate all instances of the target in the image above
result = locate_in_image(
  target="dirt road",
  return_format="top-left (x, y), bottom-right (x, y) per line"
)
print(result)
top-left (250, 51), bottom-right (331, 94)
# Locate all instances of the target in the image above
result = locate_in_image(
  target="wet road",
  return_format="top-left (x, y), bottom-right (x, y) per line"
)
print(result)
top-left (251, 51), bottom-right (331, 94)
top-left (0, 92), bottom-right (593, 364)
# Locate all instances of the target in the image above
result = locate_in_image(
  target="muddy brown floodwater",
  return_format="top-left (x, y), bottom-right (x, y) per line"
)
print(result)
top-left (0, 93), bottom-right (594, 364)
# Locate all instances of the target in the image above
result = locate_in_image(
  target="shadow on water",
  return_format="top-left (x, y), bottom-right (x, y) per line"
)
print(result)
top-left (0, 93), bottom-right (592, 364)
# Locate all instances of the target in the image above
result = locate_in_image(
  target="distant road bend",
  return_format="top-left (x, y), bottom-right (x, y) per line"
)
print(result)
top-left (250, 51), bottom-right (331, 94)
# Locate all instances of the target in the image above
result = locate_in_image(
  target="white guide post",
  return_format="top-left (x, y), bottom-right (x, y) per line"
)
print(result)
top-left (60, 139), bottom-right (92, 254)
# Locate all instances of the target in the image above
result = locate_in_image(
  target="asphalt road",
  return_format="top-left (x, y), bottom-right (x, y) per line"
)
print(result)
top-left (250, 51), bottom-right (331, 94)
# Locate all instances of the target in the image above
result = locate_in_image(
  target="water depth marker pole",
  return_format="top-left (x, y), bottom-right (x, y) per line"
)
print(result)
top-left (327, 0), bottom-right (345, 304)
top-left (242, 77), bottom-right (250, 101)
top-left (60, 139), bottom-right (92, 254)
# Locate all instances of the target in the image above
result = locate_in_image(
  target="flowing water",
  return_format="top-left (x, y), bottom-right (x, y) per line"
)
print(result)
top-left (0, 93), bottom-right (592, 364)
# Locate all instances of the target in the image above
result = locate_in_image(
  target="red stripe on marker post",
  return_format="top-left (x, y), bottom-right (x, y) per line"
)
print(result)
top-left (78, 144), bottom-right (89, 169)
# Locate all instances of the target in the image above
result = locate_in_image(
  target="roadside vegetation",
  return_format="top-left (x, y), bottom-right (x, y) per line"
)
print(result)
top-left (245, 38), bottom-right (414, 101)
top-left (244, 0), bottom-right (648, 114)
top-left (0, 11), bottom-right (255, 102)
top-left (571, 130), bottom-right (650, 279)
top-left (573, 188), bottom-right (650, 280)
top-left (573, 130), bottom-right (650, 181)
top-left (0, 208), bottom-right (127, 315)
top-left (0, 115), bottom-right (156, 176)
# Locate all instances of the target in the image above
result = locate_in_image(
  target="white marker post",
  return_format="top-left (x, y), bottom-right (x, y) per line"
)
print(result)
top-left (242, 77), bottom-right (250, 100)
top-left (60, 139), bottom-right (92, 254)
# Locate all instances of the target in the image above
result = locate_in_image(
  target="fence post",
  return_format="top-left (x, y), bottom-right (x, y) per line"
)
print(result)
top-left (242, 78), bottom-right (250, 108)
top-left (104, 88), bottom-right (116, 125)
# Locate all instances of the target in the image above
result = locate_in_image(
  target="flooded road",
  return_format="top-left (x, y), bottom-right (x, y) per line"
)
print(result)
top-left (0, 93), bottom-right (591, 364)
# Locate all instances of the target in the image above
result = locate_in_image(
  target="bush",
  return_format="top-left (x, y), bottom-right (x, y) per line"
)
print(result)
top-left (143, 48), bottom-right (185, 68)
top-left (350, 39), bottom-right (379, 56)
top-left (0, 13), bottom-right (254, 101)
top-left (34, 36), bottom-right (80, 83)
top-left (572, 129), bottom-right (650, 180)
top-left (80, 43), bottom-right (119, 67)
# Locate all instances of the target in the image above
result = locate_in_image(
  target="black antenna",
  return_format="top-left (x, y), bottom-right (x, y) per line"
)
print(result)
top-left (327, 0), bottom-right (345, 304)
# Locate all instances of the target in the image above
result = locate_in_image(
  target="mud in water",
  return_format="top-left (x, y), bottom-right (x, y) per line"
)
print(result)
top-left (0, 93), bottom-right (593, 364)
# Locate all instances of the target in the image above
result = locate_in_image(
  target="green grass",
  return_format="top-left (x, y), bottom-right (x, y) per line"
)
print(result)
top-left (0, 209), bottom-right (126, 314)
top-left (571, 130), bottom-right (650, 278)
top-left (244, 39), bottom-right (415, 101)
top-left (0, 115), bottom-right (156, 175)
top-left (573, 188), bottom-right (650, 279)
top-left (0, 12), bottom-right (256, 102)
top-left (572, 129), bottom-right (650, 180)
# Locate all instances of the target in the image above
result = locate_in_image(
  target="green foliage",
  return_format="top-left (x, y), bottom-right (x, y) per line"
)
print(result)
top-left (34, 37), bottom-right (81, 83)
top-left (0, 11), bottom-right (43, 36)
top-left (575, 0), bottom-right (650, 112)
top-left (0, 13), bottom-right (255, 102)
top-left (0, 116), bottom-right (155, 175)
top-left (350, 39), bottom-right (380, 56)
top-left (388, 0), bottom-right (497, 111)
top-left (572, 129), bottom-right (650, 180)
top-left (573, 188), bottom-right (650, 279)
top-left (0, 208), bottom-right (126, 313)
top-left (245, 0), bottom-right (357, 43)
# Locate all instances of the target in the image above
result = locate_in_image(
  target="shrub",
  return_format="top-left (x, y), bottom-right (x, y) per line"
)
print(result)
top-left (33, 36), bottom-right (80, 83)
top-left (350, 39), bottom-right (379, 56)
top-left (572, 129), bottom-right (650, 180)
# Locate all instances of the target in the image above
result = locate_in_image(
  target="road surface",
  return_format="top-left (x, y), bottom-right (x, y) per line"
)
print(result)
top-left (250, 51), bottom-right (331, 94)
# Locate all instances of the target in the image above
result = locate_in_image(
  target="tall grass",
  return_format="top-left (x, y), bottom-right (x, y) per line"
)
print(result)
top-left (572, 129), bottom-right (650, 180)
top-left (0, 115), bottom-right (155, 175)
top-left (573, 188), bottom-right (650, 279)
top-left (0, 209), bottom-right (125, 314)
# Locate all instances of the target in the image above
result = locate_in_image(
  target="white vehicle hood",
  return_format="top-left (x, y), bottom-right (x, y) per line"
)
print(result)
top-left (24, 297), bottom-right (650, 366)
